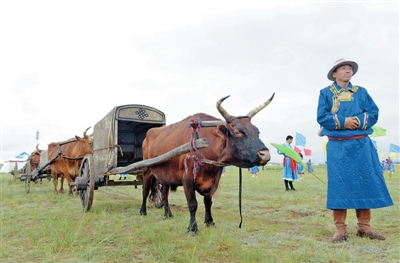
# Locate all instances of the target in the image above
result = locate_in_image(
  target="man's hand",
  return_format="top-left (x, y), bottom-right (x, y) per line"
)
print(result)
top-left (345, 117), bottom-right (359, 130)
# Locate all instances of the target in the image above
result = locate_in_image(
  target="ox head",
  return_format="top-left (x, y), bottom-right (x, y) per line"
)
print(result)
top-left (29, 144), bottom-right (43, 169)
top-left (216, 93), bottom-right (274, 168)
top-left (74, 126), bottom-right (94, 154)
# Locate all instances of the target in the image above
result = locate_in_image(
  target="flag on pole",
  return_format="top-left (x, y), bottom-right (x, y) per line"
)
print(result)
top-left (389, 152), bottom-right (398, 159)
top-left (304, 148), bottom-right (312, 156)
top-left (294, 146), bottom-right (301, 153)
top-left (36, 130), bottom-right (39, 140)
top-left (389, 143), bottom-right (400, 153)
top-left (369, 125), bottom-right (386, 138)
top-left (380, 152), bottom-right (386, 159)
top-left (295, 132), bottom-right (306, 147)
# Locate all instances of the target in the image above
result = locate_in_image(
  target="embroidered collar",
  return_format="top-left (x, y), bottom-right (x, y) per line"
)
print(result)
top-left (330, 82), bottom-right (358, 95)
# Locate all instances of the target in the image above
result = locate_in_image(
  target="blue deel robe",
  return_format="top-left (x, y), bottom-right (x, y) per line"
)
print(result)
top-left (317, 82), bottom-right (393, 209)
top-left (277, 143), bottom-right (298, 182)
top-left (307, 161), bottom-right (314, 173)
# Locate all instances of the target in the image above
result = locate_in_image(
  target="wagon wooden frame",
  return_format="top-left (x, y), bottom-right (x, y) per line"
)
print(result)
top-left (69, 104), bottom-right (210, 212)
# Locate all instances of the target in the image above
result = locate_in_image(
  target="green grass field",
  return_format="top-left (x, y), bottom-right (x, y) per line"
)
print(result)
top-left (1, 165), bottom-right (399, 263)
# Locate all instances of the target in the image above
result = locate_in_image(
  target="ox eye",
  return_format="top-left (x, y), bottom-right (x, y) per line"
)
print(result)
top-left (235, 129), bottom-right (247, 137)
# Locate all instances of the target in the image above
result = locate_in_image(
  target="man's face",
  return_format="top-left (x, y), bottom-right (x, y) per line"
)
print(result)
top-left (287, 138), bottom-right (293, 144)
top-left (333, 64), bottom-right (353, 82)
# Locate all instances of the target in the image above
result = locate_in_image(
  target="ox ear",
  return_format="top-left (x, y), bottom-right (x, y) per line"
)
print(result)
top-left (75, 135), bottom-right (83, 141)
top-left (217, 124), bottom-right (230, 137)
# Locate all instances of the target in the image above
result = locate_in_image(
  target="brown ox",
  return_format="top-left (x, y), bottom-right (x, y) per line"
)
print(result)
top-left (48, 127), bottom-right (93, 195)
top-left (140, 94), bottom-right (274, 232)
top-left (29, 144), bottom-right (43, 171)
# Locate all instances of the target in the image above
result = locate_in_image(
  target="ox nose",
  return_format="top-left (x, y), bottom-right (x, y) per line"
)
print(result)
top-left (258, 149), bottom-right (270, 165)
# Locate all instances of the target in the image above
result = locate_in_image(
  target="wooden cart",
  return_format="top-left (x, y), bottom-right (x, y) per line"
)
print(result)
top-left (70, 104), bottom-right (209, 212)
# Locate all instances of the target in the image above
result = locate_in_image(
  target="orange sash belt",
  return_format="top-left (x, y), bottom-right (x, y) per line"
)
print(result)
top-left (328, 135), bottom-right (367, 141)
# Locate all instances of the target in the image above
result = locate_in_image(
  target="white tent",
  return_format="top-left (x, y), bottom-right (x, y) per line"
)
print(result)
top-left (0, 151), bottom-right (30, 173)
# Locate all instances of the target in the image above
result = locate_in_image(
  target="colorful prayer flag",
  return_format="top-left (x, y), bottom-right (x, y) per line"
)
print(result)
top-left (304, 148), bottom-right (312, 156)
top-left (294, 146), bottom-right (301, 153)
top-left (389, 143), bottom-right (400, 153)
top-left (36, 130), bottom-right (39, 140)
top-left (295, 132), bottom-right (306, 147)
top-left (369, 125), bottom-right (386, 138)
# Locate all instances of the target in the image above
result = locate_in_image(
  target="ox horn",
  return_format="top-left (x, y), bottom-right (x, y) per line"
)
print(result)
top-left (246, 92), bottom-right (275, 118)
top-left (36, 144), bottom-right (40, 151)
top-left (83, 126), bottom-right (92, 138)
top-left (216, 95), bottom-right (232, 121)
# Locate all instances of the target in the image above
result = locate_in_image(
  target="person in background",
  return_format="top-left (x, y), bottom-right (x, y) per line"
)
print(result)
top-left (249, 165), bottom-right (259, 178)
top-left (277, 135), bottom-right (298, 191)
top-left (381, 160), bottom-right (386, 174)
top-left (307, 159), bottom-right (314, 173)
top-left (221, 166), bottom-right (226, 176)
top-left (119, 173), bottom-right (128, 180)
top-left (317, 58), bottom-right (393, 242)
top-left (386, 157), bottom-right (395, 174)
top-left (297, 152), bottom-right (304, 179)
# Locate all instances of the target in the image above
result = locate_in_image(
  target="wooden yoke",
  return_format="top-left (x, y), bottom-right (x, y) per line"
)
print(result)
top-left (108, 138), bottom-right (209, 175)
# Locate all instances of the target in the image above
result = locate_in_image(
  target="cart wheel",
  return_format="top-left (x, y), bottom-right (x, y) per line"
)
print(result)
top-left (148, 180), bottom-right (163, 208)
top-left (154, 181), bottom-right (163, 208)
top-left (79, 154), bottom-right (95, 212)
top-left (25, 162), bottom-right (31, 193)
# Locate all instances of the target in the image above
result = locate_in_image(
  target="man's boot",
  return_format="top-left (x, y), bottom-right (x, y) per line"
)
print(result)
top-left (356, 209), bottom-right (385, 240)
top-left (332, 209), bottom-right (347, 242)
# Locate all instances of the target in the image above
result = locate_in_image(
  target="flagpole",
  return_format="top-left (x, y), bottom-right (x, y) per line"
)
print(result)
top-left (36, 130), bottom-right (39, 148)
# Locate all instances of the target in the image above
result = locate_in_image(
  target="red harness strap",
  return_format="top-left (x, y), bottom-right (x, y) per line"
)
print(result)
top-left (328, 135), bottom-right (367, 141)
top-left (184, 118), bottom-right (205, 180)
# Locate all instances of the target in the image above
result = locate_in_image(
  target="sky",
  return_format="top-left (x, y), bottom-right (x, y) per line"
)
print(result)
top-left (0, 1), bottom-right (399, 165)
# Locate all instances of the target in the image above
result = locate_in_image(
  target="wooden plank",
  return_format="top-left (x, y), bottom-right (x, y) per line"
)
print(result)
top-left (108, 138), bottom-right (209, 174)
top-left (188, 120), bottom-right (226, 127)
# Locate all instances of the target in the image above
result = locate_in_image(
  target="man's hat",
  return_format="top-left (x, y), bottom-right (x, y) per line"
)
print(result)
top-left (327, 58), bottom-right (358, 81)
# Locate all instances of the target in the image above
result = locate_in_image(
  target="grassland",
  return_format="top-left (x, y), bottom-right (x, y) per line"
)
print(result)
top-left (1, 165), bottom-right (399, 263)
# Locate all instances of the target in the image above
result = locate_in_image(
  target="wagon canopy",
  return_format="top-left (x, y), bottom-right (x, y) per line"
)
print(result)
top-left (93, 104), bottom-right (166, 176)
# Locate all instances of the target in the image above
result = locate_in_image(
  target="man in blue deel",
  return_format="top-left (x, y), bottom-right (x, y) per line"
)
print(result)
top-left (317, 58), bottom-right (393, 242)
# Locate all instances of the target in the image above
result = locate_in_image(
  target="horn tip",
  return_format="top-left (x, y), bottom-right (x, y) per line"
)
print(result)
top-left (270, 92), bottom-right (275, 100)
top-left (220, 95), bottom-right (230, 101)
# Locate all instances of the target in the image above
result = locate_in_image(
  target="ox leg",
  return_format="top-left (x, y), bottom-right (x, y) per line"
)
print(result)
top-left (59, 175), bottom-right (65, 194)
top-left (162, 184), bottom-right (173, 218)
top-left (68, 176), bottom-right (77, 196)
top-left (183, 180), bottom-right (198, 232)
top-left (204, 196), bottom-right (215, 227)
top-left (140, 170), bottom-right (152, 216)
top-left (52, 172), bottom-right (59, 194)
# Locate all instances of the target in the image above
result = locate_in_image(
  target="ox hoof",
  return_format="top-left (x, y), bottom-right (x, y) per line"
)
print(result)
top-left (140, 209), bottom-right (147, 216)
top-left (187, 223), bottom-right (199, 234)
top-left (188, 229), bottom-right (199, 236)
top-left (164, 211), bottom-right (174, 218)
top-left (205, 222), bottom-right (216, 228)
